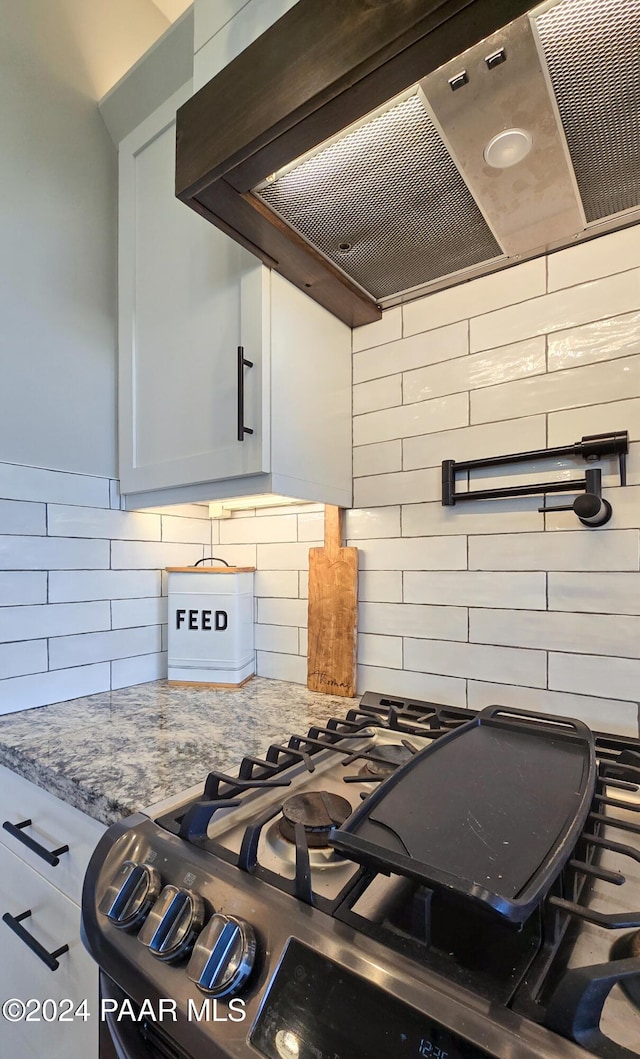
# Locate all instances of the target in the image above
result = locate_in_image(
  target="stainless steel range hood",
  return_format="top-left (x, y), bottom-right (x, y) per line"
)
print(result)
top-left (176, 0), bottom-right (640, 324)
top-left (251, 0), bottom-right (639, 307)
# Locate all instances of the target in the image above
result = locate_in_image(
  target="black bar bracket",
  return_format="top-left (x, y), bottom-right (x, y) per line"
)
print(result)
top-left (442, 431), bottom-right (628, 528)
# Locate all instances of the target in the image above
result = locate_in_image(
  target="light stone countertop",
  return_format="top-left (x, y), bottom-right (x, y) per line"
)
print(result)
top-left (0, 679), bottom-right (359, 825)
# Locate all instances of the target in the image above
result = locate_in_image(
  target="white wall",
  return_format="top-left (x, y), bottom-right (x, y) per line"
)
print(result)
top-left (0, 461), bottom-right (215, 713)
top-left (0, 0), bottom-right (170, 478)
top-left (205, 225), bottom-right (640, 737)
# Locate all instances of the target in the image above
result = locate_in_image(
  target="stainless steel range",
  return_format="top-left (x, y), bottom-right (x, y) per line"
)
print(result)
top-left (81, 692), bottom-right (640, 1059)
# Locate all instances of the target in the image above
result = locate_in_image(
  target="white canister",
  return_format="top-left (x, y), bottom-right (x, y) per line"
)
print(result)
top-left (166, 566), bottom-right (255, 687)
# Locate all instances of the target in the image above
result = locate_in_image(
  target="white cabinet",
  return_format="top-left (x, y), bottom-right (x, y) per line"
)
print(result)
top-left (118, 85), bottom-right (352, 511)
top-left (0, 766), bottom-right (105, 1059)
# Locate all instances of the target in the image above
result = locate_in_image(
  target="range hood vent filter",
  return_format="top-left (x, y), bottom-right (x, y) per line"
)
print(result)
top-left (536, 0), bottom-right (640, 223)
top-left (255, 93), bottom-right (502, 301)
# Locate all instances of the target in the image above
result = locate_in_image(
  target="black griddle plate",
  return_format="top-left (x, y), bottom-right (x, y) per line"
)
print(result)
top-left (330, 706), bottom-right (596, 923)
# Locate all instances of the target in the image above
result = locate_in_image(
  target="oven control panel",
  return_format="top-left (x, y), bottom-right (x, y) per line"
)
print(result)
top-left (97, 855), bottom-right (258, 997)
top-left (98, 859), bottom-right (161, 929)
top-left (251, 939), bottom-right (493, 1059)
top-left (138, 885), bottom-right (205, 962)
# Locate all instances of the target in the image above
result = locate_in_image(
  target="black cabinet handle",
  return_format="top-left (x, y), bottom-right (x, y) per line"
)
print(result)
top-left (3, 819), bottom-right (69, 866)
top-left (237, 345), bottom-right (254, 442)
top-left (2, 910), bottom-right (69, 971)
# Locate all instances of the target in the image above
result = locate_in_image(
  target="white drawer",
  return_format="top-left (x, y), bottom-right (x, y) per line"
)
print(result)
top-left (0, 765), bottom-right (105, 905)
top-left (0, 842), bottom-right (99, 1059)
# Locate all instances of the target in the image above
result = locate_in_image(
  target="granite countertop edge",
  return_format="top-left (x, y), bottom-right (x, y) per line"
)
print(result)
top-left (0, 678), bottom-right (360, 827)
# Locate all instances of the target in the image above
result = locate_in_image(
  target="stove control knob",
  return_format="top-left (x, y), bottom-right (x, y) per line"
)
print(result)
top-left (98, 860), bottom-right (161, 930)
top-left (187, 913), bottom-right (256, 997)
top-left (138, 886), bottom-right (205, 963)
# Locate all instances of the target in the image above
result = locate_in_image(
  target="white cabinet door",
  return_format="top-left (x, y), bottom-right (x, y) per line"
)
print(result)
top-left (0, 765), bottom-right (104, 905)
top-left (119, 84), bottom-right (267, 495)
top-left (0, 843), bottom-right (99, 1059)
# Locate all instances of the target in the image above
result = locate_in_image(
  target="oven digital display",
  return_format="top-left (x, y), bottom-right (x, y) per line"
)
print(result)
top-left (251, 940), bottom-right (493, 1059)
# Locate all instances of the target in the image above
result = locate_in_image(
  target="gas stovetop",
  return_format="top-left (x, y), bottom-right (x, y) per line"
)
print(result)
top-left (82, 692), bottom-right (640, 1059)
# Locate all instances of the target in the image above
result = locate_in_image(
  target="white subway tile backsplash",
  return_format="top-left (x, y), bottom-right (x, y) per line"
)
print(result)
top-left (357, 664), bottom-right (466, 706)
top-left (49, 570), bottom-right (161, 603)
top-left (403, 259), bottom-right (546, 336)
top-left (471, 269), bottom-right (640, 353)
top-left (254, 571), bottom-right (299, 598)
top-left (220, 514), bottom-right (297, 545)
top-left (359, 536), bottom-right (466, 571)
top-left (111, 652), bottom-right (167, 690)
top-left (548, 226), bottom-right (640, 291)
top-left (145, 503), bottom-right (212, 518)
top-left (354, 469), bottom-right (441, 508)
top-left (548, 311), bottom-right (640, 373)
top-left (161, 515), bottom-right (212, 545)
top-left (0, 536), bottom-right (109, 570)
top-left (345, 508), bottom-right (401, 540)
top-left (353, 375), bottom-right (402, 415)
top-left (111, 596), bottom-right (167, 629)
top-left (258, 543), bottom-right (312, 570)
top-left (48, 505), bottom-right (161, 541)
top-left (352, 306), bottom-right (402, 353)
top-left (49, 626), bottom-right (161, 670)
top-left (0, 640), bottom-right (47, 680)
top-left (402, 499), bottom-right (541, 537)
top-left (298, 628), bottom-right (307, 656)
top-left (469, 529), bottom-right (639, 571)
top-left (548, 398), bottom-right (640, 445)
top-left (359, 571), bottom-right (403, 603)
top-left (0, 500), bottom-right (46, 536)
top-left (0, 663), bottom-right (110, 715)
top-left (257, 598), bottom-right (307, 627)
top-left (466, 681), bottom-right (638, 736)
top-left (200, 543), bottom-right (257, 568)
top-left (0, 572), bottom-right (47, 606)
top-left (470, 608), bottom-right (640, 658)
top-left (353, 392), bottom-right (468, 446)
top-left (403, 416), bottom-right (546, 471)
top-left (297, 511), bottom-right (325, 542)
top-left (353, 441), bottom-right (402, 477)
top-left (548, 573), bottom-right (640, 615)
top-left (255, 624), bottom-right (299, 654)
top-left (471, 355), bottom-right (640, 424)
top-left (403, 337), bottom-right (545, 404)
top-left (259, 503), bottom-right (323, 517)
top-left (404, 637), bottom-right (546, 687)
top-left (549, 651), bottom-right (640, 702)
top-left (299, 571), bottom-right (309, 598)
top-left (111, 540), bottom-right (205, 569)
top-left (109, 480), bottom-right (123, 510)
top-left (0, 464), bottom-right (109, 507)
top-left (359, 602), bottom-right (467, 641)
top-left (353, 323), bottom-right (468, 384)
top-left (256, 650), bottom-right (307, 684)
top-left (404, 571), bottom-right (546, 609)
top-left (0, 602), bottom-right (109, 644)
top-left (358, 632), bottom-right (403, 669)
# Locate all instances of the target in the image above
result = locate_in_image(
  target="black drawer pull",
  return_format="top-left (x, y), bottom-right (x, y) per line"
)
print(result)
top-left (2, 910), bottom-right (69, 971)
top-left (237, 345), bottom-right (254, 442)
top-left (3, 819), bottom-right (69, 866)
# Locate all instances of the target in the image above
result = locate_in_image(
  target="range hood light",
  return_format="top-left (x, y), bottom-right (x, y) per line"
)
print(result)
top-left (483, 128), bottom-right (533, 168)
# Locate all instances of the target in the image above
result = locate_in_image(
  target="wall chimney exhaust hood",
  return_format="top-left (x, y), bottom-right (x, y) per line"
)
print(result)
top-left (175, 0), bottom-right (640, 327)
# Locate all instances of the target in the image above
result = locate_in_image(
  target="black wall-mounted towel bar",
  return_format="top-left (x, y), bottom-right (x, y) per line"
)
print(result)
top-left (441, 431), bottom-right (628, 528)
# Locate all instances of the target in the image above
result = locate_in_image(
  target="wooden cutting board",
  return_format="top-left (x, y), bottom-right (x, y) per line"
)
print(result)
top-left (307, 506), bottom-right (358, 697)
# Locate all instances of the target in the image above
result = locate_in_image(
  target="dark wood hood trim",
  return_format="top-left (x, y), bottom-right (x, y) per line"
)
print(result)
top-left (176, 0), bottom-right (533, 327)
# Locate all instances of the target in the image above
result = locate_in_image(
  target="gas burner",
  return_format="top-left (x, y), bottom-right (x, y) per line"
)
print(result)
top-left (611, 930), bottom-right (640, 1009)
top-left (359, 743), bottom-right (415, 779)
top-left (279, 791), bottom-right (352, 848)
